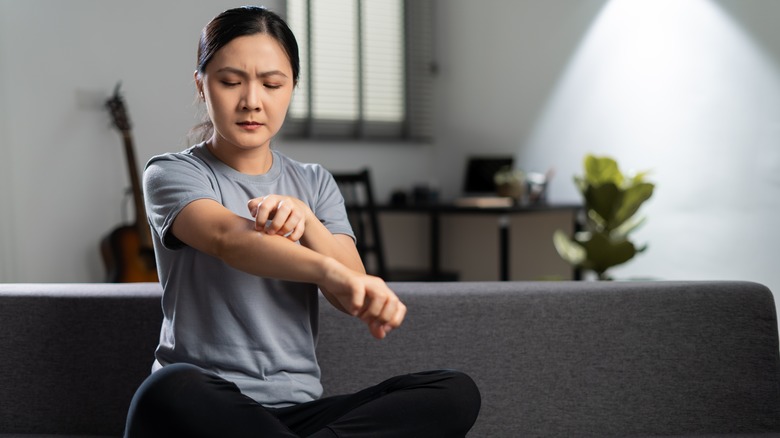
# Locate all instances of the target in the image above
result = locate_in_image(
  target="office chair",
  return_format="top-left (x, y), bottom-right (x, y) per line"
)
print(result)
top-left (330, 168), bottom-right (459, 282)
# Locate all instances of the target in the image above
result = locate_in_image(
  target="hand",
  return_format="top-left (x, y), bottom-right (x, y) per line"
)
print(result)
top-left (320, 261), bottom-right (406, 340)
top-left (247, 195), bottom-right (311, 242)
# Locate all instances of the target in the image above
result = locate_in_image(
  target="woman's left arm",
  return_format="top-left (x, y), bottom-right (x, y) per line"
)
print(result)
top-left (247, 195), bottom-right (365, 274)
top-left (248, 194), bottom-right (367, 315)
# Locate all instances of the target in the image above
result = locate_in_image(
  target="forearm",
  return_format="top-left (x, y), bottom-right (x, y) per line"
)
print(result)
top-left (218, 219), bottom-right (337, 283)
top-left (223, 226), bottom-right (374, 317)
top-left (174, 199), bottom-right (340, 284)
top-left (205, 218), bottom-right (402, 337)
top-left (248, 195), bottom-right (365, 274)
top-left (299, 216), bottom-right (365, 274)
top-left (174, 199), bottom-right (404, 338)
top-left (213, 219), bottom-right (363, 316)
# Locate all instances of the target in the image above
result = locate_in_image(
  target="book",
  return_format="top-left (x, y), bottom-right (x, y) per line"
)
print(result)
top-left (453, 196), bottom-right (514, 208)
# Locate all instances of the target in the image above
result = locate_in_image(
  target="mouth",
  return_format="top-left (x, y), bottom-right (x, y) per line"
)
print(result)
top-left (237, 121), bottom-right (264, 130)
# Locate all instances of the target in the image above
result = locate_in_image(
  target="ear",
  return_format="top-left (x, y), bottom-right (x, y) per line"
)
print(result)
top-left (194, 71), bottom-right (204, 99)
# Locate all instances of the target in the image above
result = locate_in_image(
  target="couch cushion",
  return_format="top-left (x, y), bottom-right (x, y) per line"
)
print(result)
top-left (0, 283), bottom-right (162, 437)
top-left (316, 281), bottom-right (780, 437)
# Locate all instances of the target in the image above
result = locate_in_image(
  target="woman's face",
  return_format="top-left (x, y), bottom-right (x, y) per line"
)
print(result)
top-left (197, 33), bottom-right (294, 152)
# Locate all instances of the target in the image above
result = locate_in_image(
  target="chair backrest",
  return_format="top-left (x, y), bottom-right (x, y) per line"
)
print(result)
top-left (330, 169), bottom-right (387, 278)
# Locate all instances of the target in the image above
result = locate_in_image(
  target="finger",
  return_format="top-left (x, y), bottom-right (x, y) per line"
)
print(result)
top-left (358, 293), bottom-right (387, 322)
top-left (251, 195), bottom-right (277, 230)
top-left (373, 294), bottom-right (403, 336)
top-left (369, 319), bottom-right (387, 340)
top-left (247, 197), bottom-right (263, 217)
top-left (267, 200), bottom-right (295, 235)
top-left (383, 301), bottom-right (406, 334)
top-left (377, 296), bottom-right (399, 326)
top-left (288, 220), bottom-right (305, 242)
top-left (346, 287), bottom-right (365, 317)
top-left (275, 201), bottom-right (303, 237)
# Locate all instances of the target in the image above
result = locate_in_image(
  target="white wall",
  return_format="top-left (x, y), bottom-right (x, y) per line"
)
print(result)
top-left (0, 0), bottom-right (433, 282)
top-left (3, 0), bottom-right (780, 300)
top-left (0, 3), bottom-right (15, 281)
top-left (518, 0), bottom-right (780, 291)
top-left (433, 0), bottom-right (780, 298)
top-left (0, 0), bottom-right (246, 281)
top-left (432, 0), bottom-right (611, 195)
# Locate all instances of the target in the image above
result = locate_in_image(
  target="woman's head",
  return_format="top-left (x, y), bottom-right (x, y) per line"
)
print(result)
top-left (192, 6), bottom-right (299, 151)
top-left (197, 6), bottom-right (299, 84)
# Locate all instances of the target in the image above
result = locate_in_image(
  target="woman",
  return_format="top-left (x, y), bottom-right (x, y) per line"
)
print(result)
top-left (124, 6), bottom-right (480, 437)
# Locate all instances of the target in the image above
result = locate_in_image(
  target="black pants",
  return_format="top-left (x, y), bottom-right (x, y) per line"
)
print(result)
top-left (124, 363), bottom-right (481, 437)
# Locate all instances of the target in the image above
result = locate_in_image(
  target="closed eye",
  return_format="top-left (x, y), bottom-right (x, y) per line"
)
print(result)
top-left (221, 80), bottom-right (240, 87)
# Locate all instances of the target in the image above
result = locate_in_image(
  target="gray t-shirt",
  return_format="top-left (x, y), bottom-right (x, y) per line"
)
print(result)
top-left (143, 142), bottom-right (354, 407)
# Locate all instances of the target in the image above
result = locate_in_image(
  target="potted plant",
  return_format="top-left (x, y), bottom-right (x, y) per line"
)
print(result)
top-left (553, 154), bottom-right (655, 280)
top-left (493, 166), bottom-right (525, 203)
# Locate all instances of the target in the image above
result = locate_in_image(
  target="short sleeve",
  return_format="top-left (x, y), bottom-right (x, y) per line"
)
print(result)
top-left (313, 168), bottom-right (355, 241)
top-left (143, 153), bottom-right (219, 250)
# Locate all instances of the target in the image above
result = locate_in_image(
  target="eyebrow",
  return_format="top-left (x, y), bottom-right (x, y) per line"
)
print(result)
top-left (215, 66), bottom-right (289, 79)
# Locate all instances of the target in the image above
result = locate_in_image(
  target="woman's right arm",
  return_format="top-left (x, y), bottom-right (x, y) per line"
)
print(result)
top-left (172, 198), bottom-right (405, 339)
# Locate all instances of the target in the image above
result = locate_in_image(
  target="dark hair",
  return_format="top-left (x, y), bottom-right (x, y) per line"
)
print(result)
top-left (197, 5), bottom-right (300, 82)
top-left (191, 6), bottom-right (300, 142)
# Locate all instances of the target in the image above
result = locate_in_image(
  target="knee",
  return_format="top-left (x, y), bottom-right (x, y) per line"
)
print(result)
top-left (418, 369), bottom-right (481, 434)
top-left (441, 370), bottom-right (481, 427)
top-left (125, 363), bottom-right (211, 436)
top-left (131, 363), bottom-right (207, 407)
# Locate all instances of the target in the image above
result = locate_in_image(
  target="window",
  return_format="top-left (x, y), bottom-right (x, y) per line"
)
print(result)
top-left (283, 0), bottom-right (435, 141)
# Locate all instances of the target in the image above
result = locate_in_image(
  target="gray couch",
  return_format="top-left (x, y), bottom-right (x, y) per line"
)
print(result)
top-left (1, 281), bottom-right (780, 437)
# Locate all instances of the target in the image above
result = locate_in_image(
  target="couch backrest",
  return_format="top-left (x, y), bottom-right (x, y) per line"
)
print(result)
top-left (1, 281), bottom-right (779, 437)
top-left (317, 281), bottom-right (780, 437)
top-left (0, 283), bottom-right (163, 436)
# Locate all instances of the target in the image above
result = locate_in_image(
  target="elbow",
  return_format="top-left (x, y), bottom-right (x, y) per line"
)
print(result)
top-left (208, 221), bottom-right (254, 265)
top-left (211, 233), bottom-right (233, 262)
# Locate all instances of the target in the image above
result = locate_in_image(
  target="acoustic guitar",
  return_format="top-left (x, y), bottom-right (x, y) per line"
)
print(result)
top-left (100, 83), bottom-right (159, 283)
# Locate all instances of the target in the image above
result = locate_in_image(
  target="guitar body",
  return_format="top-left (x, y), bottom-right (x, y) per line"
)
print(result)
top-left (101, 82), bottom-right (159, 283)
top-left (100, 225), bottom-right (158, 283)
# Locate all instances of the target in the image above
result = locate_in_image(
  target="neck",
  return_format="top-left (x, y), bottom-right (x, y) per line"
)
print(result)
top-left (206, 138), bottom-right (273, 175)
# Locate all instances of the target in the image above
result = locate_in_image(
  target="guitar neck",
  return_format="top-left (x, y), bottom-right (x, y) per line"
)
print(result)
top-left (106, 83), bottom-right (154, 252)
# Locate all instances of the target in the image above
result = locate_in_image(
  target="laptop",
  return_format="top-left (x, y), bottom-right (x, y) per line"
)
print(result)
top-left (456, 156), bottom-right (515, 207)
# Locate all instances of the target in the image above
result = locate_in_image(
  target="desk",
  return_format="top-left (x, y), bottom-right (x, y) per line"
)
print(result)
top-left (378, 202), bottom-right (582, 281)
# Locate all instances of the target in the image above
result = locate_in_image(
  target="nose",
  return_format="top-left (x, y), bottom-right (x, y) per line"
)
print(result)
top-left (241, 82), bottom-right (262, 111)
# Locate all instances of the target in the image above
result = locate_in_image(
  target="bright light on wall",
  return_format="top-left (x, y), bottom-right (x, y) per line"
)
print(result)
top-left (519, 0), bottom-right (780, 284)
top-left (522, 0), bottom-right (780, 203)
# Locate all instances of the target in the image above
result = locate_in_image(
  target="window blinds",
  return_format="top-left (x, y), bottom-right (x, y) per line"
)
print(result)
top-left (283, 0), bottom-right (434, 141)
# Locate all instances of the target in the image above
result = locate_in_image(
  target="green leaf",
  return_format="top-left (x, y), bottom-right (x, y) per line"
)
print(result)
top-left (584, 155), bottom-right (624, 187)
top-left (577, 233), bottom-right (637, 275)
top-left (628, 170), bottom-right (651, 186)
top-left (585, 209), bottom-right (606, 232)
top-left (553, 230), bottom-right (586, 265)
top-left (611, 215), bottom-right (647, 240)
top-left (584, 183), bottom-right (621, 226)
top-left (613, 182), bottom-right (654, 226)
